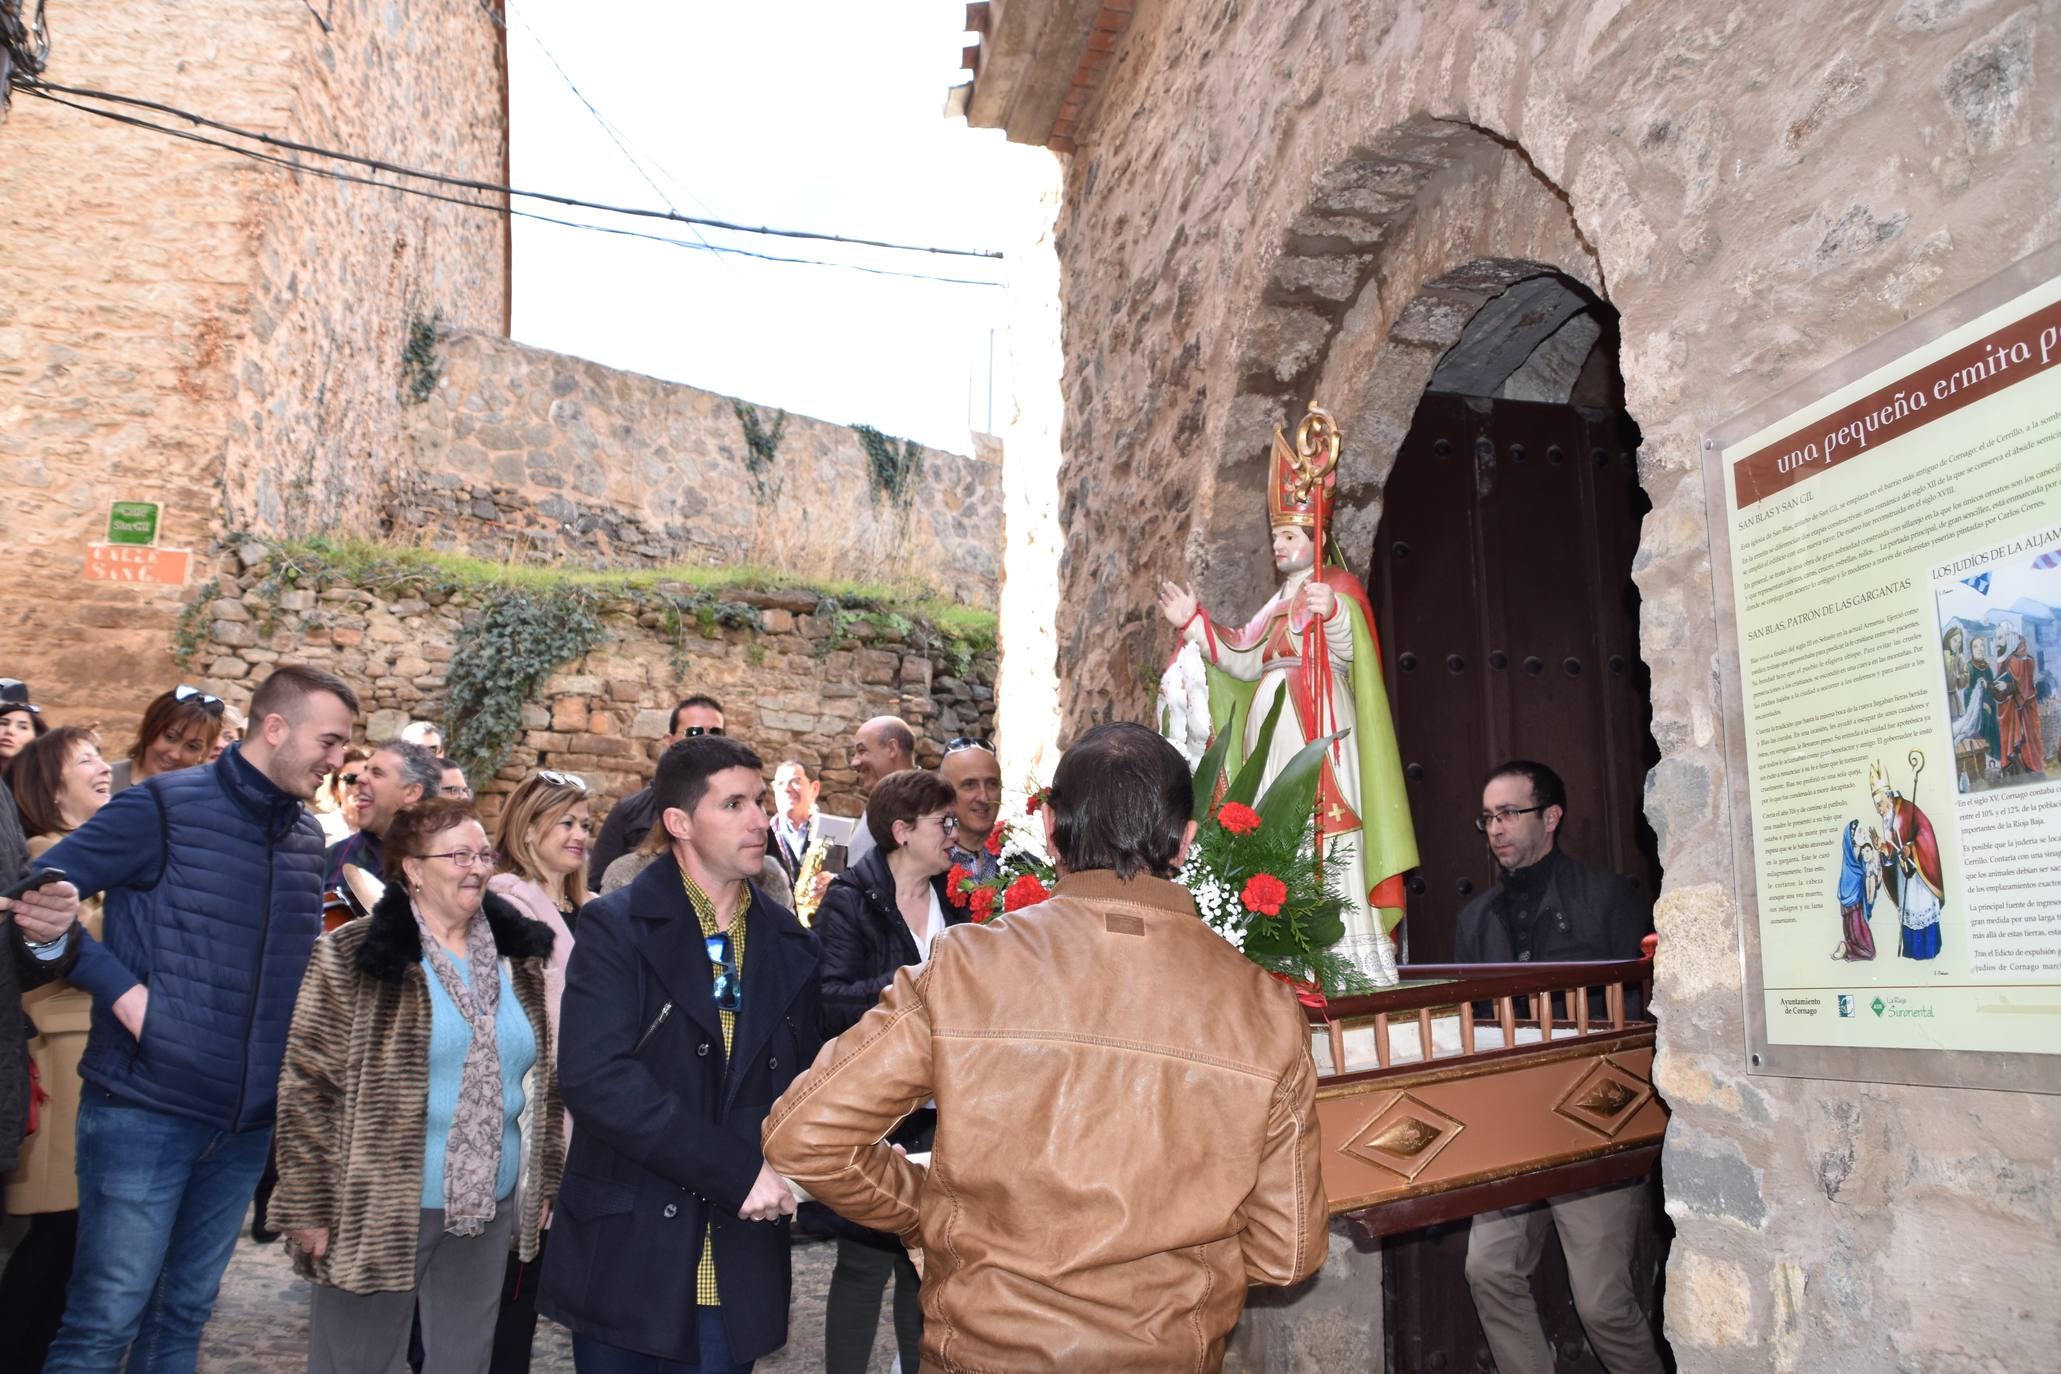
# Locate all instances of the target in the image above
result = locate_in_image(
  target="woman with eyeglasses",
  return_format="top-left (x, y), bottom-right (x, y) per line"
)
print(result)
top-left (314, 746), bottom-right (373, 846)
top-left (271, 800), bottom-right (562, 1374)
top-left (810, 768), bottom-right (968, 1374)
top-left (482, 771), bottom-right (588, 1374)
top-left (109, 685), bottom-right (225, 792)
top-left (0, 678), bottom-right (48, 777)
top-left (0, 727), bottom-right (113, 1367)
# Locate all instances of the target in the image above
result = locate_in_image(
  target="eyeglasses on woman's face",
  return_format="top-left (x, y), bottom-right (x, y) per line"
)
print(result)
top-left (423, 848), bottom-right (497, 869)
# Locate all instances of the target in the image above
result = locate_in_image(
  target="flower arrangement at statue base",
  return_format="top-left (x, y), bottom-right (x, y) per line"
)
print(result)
top-left (1174, 692), bottom-right (1377, 1006)
top-left (1178, 805), bottom-right (1372, 1007)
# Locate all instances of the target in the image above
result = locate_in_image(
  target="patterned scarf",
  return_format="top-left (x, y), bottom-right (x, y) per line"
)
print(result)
top-left (413, 906), bottom-right (503, 1237)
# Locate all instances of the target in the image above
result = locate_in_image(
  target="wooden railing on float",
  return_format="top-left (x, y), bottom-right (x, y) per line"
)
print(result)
top-left (1305, 958), bottom-right (1666, 1239)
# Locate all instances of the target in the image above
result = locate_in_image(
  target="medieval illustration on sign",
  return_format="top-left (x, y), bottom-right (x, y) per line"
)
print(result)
top-left (1831, 818), bottom-right (1880, 962)
top-left (1156, 405), bottom-right (1418, 988)
top-left (1936, 539), bottom-right (2060, 794)
top-left (1855, 750), bottom-right (1947, 962)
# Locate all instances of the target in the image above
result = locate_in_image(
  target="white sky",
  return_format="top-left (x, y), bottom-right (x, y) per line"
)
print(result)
top-left (507, 0), bottom-right (1027, 455)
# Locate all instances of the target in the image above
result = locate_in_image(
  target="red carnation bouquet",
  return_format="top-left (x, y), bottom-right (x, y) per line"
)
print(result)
top-left (1174, 695), bottom-right (1373, 1003)
top-left (944, 795), bottom-right (1058, 923)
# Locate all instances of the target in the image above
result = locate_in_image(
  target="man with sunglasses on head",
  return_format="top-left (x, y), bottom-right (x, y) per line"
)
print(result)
top-left (939, 737), bottom-right (1003, 880)
top-left (1454, 760), bottom-right (1662, 1374)
top-left (590, 695), bottom-right (725, 881)
top-left (542, 734), bottom-right (821, 1374)
top-left (323, 737), bottom-right (440, 887)
top-left (31, 664), bottom-right (359, 1374)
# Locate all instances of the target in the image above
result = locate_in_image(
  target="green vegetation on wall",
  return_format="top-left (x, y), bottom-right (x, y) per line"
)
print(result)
top-left (177, 536), bottom-right (997, 774)
top-left (851, 423), bottom-right (923, 509)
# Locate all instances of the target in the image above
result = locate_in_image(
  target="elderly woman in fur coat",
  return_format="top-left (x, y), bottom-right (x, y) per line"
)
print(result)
top-left (271, 799), bottom-right (563, 1374)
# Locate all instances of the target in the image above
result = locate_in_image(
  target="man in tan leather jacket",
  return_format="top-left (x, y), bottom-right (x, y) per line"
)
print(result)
top-left (764, 723), bottom-right (1324, 1372)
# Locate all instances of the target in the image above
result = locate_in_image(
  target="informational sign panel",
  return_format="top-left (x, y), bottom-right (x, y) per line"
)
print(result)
top-left (83, 543), bottom-right (191, 586)
top-left (1706, 243), bottom-right (2061, 1093)
top-left (105, 501), bottom-right (160, 546)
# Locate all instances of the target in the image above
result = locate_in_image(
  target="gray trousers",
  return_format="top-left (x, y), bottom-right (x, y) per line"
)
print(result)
top-left (308, 1206), bottom-right (517, 1374)
top-left (1464, 1180), bottom-right (1665, 1374)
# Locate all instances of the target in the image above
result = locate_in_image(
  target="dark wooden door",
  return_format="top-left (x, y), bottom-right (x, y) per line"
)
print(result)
top-left (1365, 392), bottom-right (1668, 1374)
top-left (1366, 392), bottom-right (1659, 963)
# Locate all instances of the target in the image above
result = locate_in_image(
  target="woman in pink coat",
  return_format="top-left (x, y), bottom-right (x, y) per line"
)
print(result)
top-left (486, 768), bottom-right (591, 1374)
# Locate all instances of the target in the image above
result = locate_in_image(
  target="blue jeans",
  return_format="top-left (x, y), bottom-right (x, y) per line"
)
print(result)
top-left (571, 1310), bottom-right (753, 1374)
top-left (42, 1092), bottom-right (274, 1374)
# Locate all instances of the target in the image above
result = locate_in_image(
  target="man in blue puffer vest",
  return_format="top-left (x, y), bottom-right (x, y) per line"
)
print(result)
top-left (38, 664), bottom-right (359, 1374)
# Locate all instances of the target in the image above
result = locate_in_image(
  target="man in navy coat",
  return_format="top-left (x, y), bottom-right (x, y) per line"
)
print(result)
top-left (543, 734), bottom-right (822, 1373)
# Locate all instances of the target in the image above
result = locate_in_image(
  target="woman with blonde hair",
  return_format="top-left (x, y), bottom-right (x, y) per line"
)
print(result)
top-left (484, 769), bottom-right (589, 1374)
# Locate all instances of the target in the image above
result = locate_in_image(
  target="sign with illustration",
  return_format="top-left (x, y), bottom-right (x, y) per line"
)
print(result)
top-left (1707, 244), bottom-right (2061, 1093)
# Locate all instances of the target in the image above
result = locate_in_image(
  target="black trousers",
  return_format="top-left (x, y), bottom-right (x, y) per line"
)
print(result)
top-left (824, 1239), bottom-right (921, 1374)
top-left (0, 1209), bottom-right (80, 1374)
top-left (488, 1228), bottom-right (548, 1374)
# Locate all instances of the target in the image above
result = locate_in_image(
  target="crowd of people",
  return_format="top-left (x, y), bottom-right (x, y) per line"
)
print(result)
top-left (0, 664), bottom-right (1336, 1374)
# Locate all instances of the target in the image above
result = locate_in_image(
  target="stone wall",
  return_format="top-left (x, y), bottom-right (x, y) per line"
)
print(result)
top-left (0, 0), bottom-right (506, 731)
top-left (1035, 1), bottom-right (2060, 1368)
top-left (179, 548), bottom-right (997, 822)
top-left (388, 331), bottom-right (1004, 601)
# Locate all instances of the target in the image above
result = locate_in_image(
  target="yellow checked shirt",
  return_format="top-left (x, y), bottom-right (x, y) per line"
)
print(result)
top-left (683, 872), bottom-right (746, 1307)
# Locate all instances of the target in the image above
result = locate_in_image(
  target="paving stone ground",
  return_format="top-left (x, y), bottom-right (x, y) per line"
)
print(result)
top-left (189, 1214), bottom-right (902, 1374)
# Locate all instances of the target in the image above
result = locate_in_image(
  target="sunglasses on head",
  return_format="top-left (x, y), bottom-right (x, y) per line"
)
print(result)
top-left (173, 684), bottom-right (226, 717)
top-left (944, 736), bottom-right (993, 755)
top-left (537, 769), bottom-right (589, 792)
top-left (705, 932), bottom-right (740, 1013)
top-left (680, 725), bottom-right (725, 738)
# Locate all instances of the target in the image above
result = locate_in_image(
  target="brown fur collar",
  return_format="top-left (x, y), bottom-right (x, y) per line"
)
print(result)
top-left (357, 883), bottom-right (556, 984)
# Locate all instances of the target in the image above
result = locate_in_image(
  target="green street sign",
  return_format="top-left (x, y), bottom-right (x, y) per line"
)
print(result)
top-left (106, 502), bottom-right (160, 546)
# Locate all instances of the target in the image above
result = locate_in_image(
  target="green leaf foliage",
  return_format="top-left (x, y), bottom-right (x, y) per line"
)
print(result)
top-left (1190, 726), bottom-right (1235, 824)
top-left (444, 588), bottom-right (605, 782)
top-left (1222, 691), bottom-right (1285, 809)
top-left (1254, 729), bottom-right (1347, 842)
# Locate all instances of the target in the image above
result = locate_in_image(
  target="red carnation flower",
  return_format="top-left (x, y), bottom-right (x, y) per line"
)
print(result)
top-left (1002, 873), bottom-right (1051, 913)
top-left (969, 886), bottom-right (998, 921)
top-left (945, 864), bottom-right (972, 908)
top-left (985, 829), bottom-right (1003, 857)
top-left (1217, 802), bottom-right (1262, 836)
top-left (1025, 789), bottom-right (1046, 814)
top-left (1240, 872), bottom-right (1288, 917)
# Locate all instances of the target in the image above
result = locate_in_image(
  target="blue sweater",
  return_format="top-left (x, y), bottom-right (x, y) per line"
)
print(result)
top-left (420, 956), bottom-right (536, 1207)
top-left (41, 748), bottom-right (325, 1132)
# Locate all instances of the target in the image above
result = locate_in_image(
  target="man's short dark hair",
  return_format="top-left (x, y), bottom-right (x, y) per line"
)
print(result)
top-left (654, 734), bottom-right (764, 817)
top-left (1484, 760), bottom-right (1566, 815)
top-left (1047, 722), bottom-right (1194, 880)
top-left (250, 663), bottom-right (360, 723)
top-left (670, 694), bottom-right (725, 735)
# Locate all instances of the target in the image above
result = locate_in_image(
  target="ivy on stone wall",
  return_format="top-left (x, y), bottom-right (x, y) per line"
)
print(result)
top-left (398, 310), bottom-right (444, 405)
top-left (445, 587), bottom-right (606, 781)
top-left (852, 423), bottom-right (923, 510)
top-left (730, 399), bottom-right (788, 503)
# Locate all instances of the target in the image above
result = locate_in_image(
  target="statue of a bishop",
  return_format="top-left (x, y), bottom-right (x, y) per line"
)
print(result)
top-left (1158, 410), bottom-right (1418, 987)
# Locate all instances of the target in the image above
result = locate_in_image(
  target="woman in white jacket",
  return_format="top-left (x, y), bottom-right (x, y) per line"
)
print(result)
top-left (485, 768), bottom-right (590, 1374)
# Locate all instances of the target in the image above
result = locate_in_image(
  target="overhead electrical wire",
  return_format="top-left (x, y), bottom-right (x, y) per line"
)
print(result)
top-left (19, 85), bottom-right (1005, 286)
top-left (17, 77), bottom-right (1004, 264)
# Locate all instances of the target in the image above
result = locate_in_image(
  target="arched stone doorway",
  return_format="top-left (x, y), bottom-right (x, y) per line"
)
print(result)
top-left (1208, 121), bottom-right (1670, 1371)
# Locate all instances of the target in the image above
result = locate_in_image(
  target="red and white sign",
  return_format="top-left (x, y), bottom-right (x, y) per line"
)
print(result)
top-left (82, 542), bottom-right (192, 586)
